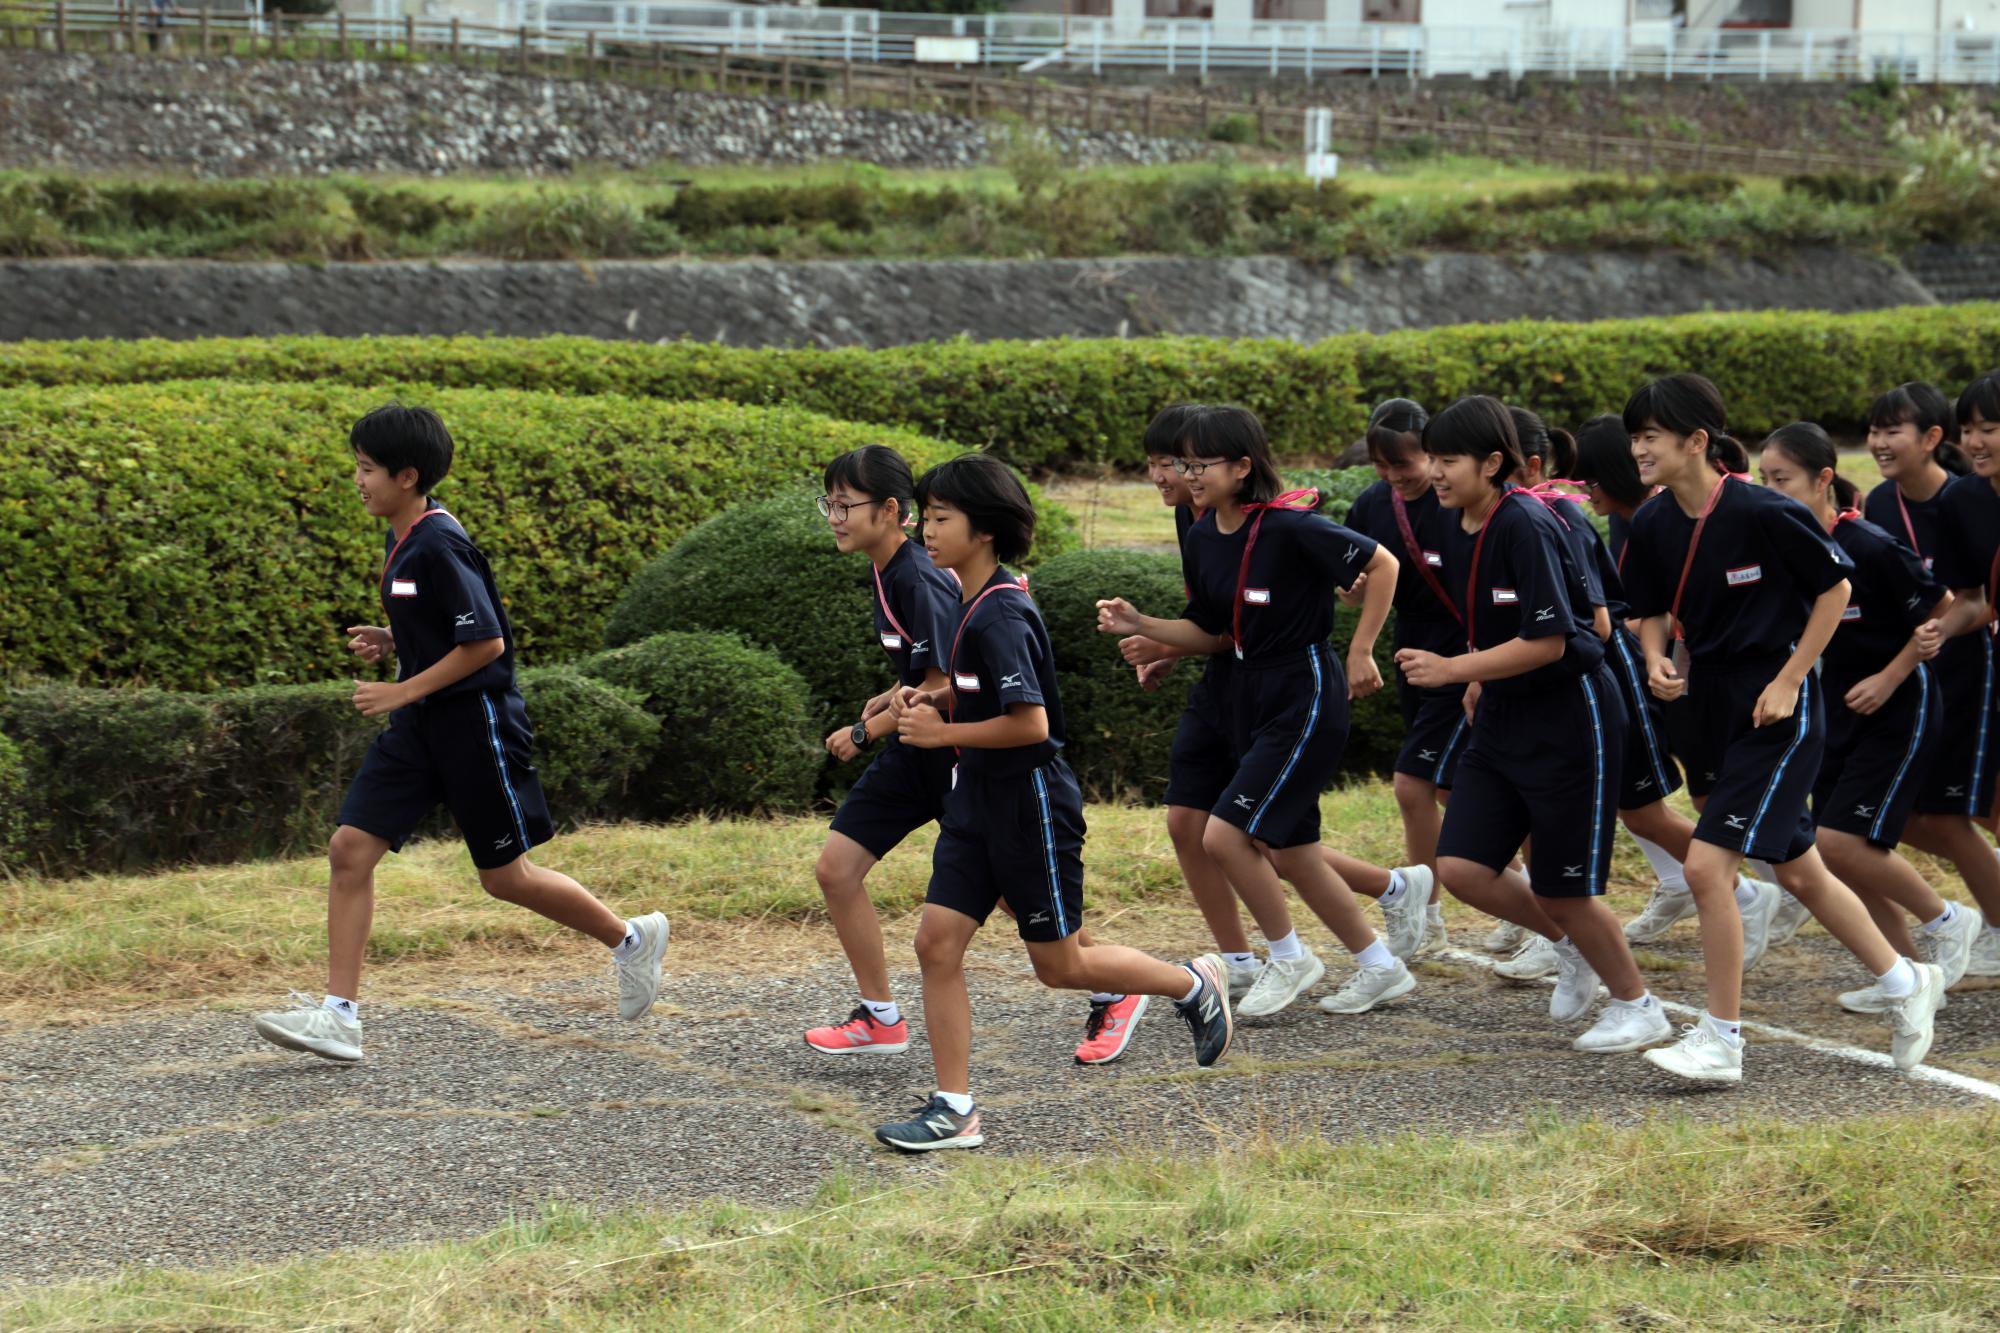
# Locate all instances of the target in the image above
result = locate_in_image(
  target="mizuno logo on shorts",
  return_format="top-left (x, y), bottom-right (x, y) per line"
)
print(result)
top-left (954, 672), bottom-right (981, 691)
top-left (1562, 865), bottom-right (1583, 877)
top-left (1491, 588), bottom-right (1517, 604)
top-left (1028, 910), bottom-right (1050, 925)
top-left (1725, 814), bottom-right (1747, 829)
top-left (1233, 794), bottom-right (1255, 810)
top-left (1726, 565), bottom-right (1763, 586)
top-left (1418, 749), bottom-right (1438, 761)
top-left (1244, 588), bottom-right (1271, 604)
top-left (1853, 804), bottom-right (1876, 817)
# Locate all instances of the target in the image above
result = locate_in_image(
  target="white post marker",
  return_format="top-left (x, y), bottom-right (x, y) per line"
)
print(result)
top-left (1304, 106), bottom-right (1337, 190)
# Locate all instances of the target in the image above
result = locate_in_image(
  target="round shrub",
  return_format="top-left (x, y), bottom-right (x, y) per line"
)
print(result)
top-left (515, 667), bottom-right (661, 823)
top-left (577, 632), bottom-right (817, 816)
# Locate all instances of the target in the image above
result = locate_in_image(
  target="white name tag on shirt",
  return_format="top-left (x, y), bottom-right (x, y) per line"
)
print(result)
top-left (1423, 550), bottom-right (1443, 568)
top-left (1243, 588), bottom-right (1271, 605)
top-left (1726, 564), bottom-right (1763, 587)
top-left (880, 633), bottom-right (903, 650)
top-left (389, 579), bottom-right (418, 597)
top-left (954, 672), bottom-right (981, 692)
top-left (1841, 605), bottom-right (1862, 621)
top-left (1491, 588), bottom-right (1517, 605)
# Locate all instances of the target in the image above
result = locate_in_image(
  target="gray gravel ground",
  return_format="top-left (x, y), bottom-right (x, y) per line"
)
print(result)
top-left (1, 909), bottom-right (1993, 1283)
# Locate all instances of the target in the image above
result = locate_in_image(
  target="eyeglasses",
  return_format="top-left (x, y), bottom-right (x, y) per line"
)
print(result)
top-left (1171, 458), bottom-right (1229, 477)
top-left (816, 496), bottom-right (889, 521)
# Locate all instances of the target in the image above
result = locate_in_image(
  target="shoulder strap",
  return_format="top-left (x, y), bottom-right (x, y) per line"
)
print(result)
top-left (1389, 489), bottom-right (1463, 627)
top-left (1464, 489), bottom-right (1516, 650)
top-left (1667, 474), bottom-right (1735, 644)
top-left (945, 579), bottom-right (1032, 757)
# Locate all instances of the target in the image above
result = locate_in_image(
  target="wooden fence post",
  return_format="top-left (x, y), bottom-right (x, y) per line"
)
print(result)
top-left (402, 13), bottom-right (413, 57)
top-left (715, 44), bottom-right (727, 93)
top-left (333, 8), bottom-right (344, 58)
top-left (906, 67), bottom-right (917, 109)
top-left (1143, 91), bottom-right (1154, 137)
top-left (450, 17), bottom-right (460, 61)
top-left (53, 0), bottom-right (65, 54)
top-left (585, 30), bottom-right (596, 78)
top-left (653, 40), bottom-right (663, 83)
top-left (1085, 84), bottom-right (1097, 131)
top-left (781, 54), bottom-right (792, 97)
top-left (518, 23), bottom-right (529, 74)
top-left (128, 0), bottom-right (140, 54)
top-left (842, 59), bottom-right (853, 103)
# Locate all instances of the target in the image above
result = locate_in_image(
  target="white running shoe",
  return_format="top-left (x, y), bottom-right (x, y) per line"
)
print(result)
top-left (615, 911), bottom-right (670, 1020)
top-left (1235, 949), bottom-right (1325, 1017)
top-left (1495, 934), bottom-right (1559, 982)
top-left (1839, 982), bottom-right (1892, 1015)
top-left (1918, 905), bottom-right (1982, 989)
top-left (1417, 903), bottom-right (1449, 956)
top-left (1484, 919), bottom-right (1529, 954)
top-left (1549, 937), bottom-right (1603, 1024)
top-left (1644, 1016), bottom-right (1744, 1085)
top-left (1572, 997), bottom-right (1673, 1053)
top-left (1966, 928), bottom-right (2000, 978)
top-left (1225, 956), bottom-right (1265, 1002)
top-left (1889, 961), bottom-right (1946, 1071)
top-left (254, 992), bottom-right (363, 1063)
top-left (1317, 958), bottom-right (1416, 1014)
top-left (1623, 884), bottom-right (1696, 942)
top-left (1379, 866), bottom-right (1432, 959)
top-left (1767, 886), bottom-right (1812, 948)
top-left (1739, 880), bottom-right (1783, 971)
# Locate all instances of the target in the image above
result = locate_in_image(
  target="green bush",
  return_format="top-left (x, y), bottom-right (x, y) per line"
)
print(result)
top-left (1784, 170), bottom-right (1901, 207)
top-left (1283, 466), bottom-right (1375, 523)
top-left (0, 382), bottom-right (965, 690)
top-left (14, 305), bottom-right (2000, 473)
top-left (577, 633), bottom-right (818, 817)
top-left (0, 669), bottom-right (652, 876)
top-left (0, 731), bottom-right (26, 868)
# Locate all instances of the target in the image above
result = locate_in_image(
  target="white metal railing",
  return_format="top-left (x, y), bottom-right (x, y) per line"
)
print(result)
top-left (352, 3), bottom-right (2000, 84)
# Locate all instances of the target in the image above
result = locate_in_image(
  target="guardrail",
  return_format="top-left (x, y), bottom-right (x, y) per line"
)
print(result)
top-left (0, 2), bottom-right (1901, 175)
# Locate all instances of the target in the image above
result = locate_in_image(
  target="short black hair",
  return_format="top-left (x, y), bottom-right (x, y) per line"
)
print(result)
top-left (1423, 395), bottom-right (1523, 485)
top-left (914, 453), bottom-right (1037, 564)
top-left (1142, 403), bottom-right (1201, 459)
top-left (1573, 413), bottom-right (1648, 508)
top-left (823, 444), bottom-right (916, 522)
top-left (351, 404), bottom-right (454, 495)
top-left (1762, 420), bottom-right (1858, 510)
top-left (1871, 381), bottom-right (1968, 475)
top-left (1182, 403), bottom-right (1285, 505)
top-left (1956, 370), bottom-right (2000, 429)
top-left (1622, 374), bottom-right (1748, 474)
top-left (1366, 397), bottom-right (1429, 466)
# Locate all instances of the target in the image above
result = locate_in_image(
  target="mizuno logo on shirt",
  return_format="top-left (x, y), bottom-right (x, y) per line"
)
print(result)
top-left (455, 612), bottom-right (475, 627)
top-left (910, 639), bottom-right (928, 655)
top-left (390, 579), bottom-right (418, 597)
top-left (1000, 672), bottom-right (1024, 690)
top-left (1726, 565), bottom-right (1763, 586)
top-left (1244, 588), bottom-right (1271, 605)
top-left (881, 633), bottom-right (903, 650)
top-left (1534, 606), bottom-right (1555, 622)
top-left (1344, 544), bottom-right (1361, 562)
top-left (1491, 588), bottom-right (1517, 604)
top-left (954, 673), bottom-right (981, 692)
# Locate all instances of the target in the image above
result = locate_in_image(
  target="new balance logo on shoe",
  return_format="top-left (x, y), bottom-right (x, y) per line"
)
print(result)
top-left (1233, 794), bottom-right (1256, 810)
top-left (925, 1115), bottom-right (958, 1135)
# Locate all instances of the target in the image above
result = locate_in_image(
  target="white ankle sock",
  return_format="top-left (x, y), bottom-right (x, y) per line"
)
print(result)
top-left (1877, 956), bottom-right (1918, 999)
top-left (323, 995), bottom-right (357, 1021)
top-left (936, 1090), bottom-right (974, 1115)
top-left (1177, 967), bottom-right (1204, 1005)
top-left (1088, 992), bottom-right (1123, 1004)
top-left (862, 998), bottom-right (901, 1027)
top-left (1733, 877), bottom-right (1761, 908)
top-left (1703, 1011), bottom-right (1743, 1046)
top-left (1379, 870), bottom-right (1407, 905)
top-left (1922, 903), bottom-right (1957, 933)
top-left (1267, 930), bottom-right (1304, 962)
top-left (1354, 938), bottom-right (1395, 970)
top-left (1615, 991), bottom-right (1656, 1010)
top-left (611, 921), bottom-right (643, 960)
top-left (1222, 951), bottom-right (1257, 966)
top-left (1630, 835), bottom-right (1687, 893)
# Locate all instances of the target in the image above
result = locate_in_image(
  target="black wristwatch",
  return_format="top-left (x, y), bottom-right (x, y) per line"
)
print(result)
top-left (851, 720), bottom-right (874, 751)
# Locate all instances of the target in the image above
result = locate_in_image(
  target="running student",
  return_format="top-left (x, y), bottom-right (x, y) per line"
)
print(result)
top-left (1396, 396), bottom-right (1671, 1057)
top-left (1112, 404), bottom-right (1272, 1007)
top-left (803, 446), bottom-right (962, 1058)
top-left (254, 406), bottom-right (668, 1063)
top-left (1621, 374), bottom-right (1943, 1084)
top-left (1865, 381), bottom-right (2000, 979)
top-left (876, 453), bottom-right (1232, 1152)
top-left (1096, 404), bottom-right (1420, 1020)
top-left (1757, 423), bottom-right (1981, 1010)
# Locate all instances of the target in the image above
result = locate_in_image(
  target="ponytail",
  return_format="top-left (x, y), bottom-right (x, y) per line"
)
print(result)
top-left (1762, 420), bottom-right (1850, 511)
top-left (1548, 426), bottom-right (1577, 480)
top-left (1870, 381), bottom-right (1968, 476)
top-left (1707, 432), bottom-right (1750, 476)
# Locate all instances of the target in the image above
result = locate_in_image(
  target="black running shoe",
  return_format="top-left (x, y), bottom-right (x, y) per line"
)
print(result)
top-left (874, 1095), bottom-right (985, 1152)
top-left (1175, 954), bottom-right (1233, 1067)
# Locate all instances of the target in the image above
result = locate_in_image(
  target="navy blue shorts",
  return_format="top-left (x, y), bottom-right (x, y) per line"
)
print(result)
top-left (1813, 664), bottom-right (1942, 849)
top-left (828, 738), bottom-right (953, 860)
top-left (1393, 674), bottom-right (1469, 790)
top-left (926, 759), bottom-right (1085, 943)
top-left (1212, 643), bottom-right (1349, 851)
top-left (1915, 632), bottom-right (1998, 817)
top-left (1437, 665), bottom-right (1625, 898)
top-left (1605, 629), bottom-right (1684, 810)
top-left (337, 687), bottom-right (554, 871)
top-left (1164, 669), bottom-right (1239, 811)
top-left (1682, 658), bottom-right (1823, 866)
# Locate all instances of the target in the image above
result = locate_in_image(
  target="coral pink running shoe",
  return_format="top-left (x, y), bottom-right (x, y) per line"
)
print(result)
top-left (804, 1006), bottom-right (909, 1056)
top-left (1073, 994), bottom-right (1149, 1065)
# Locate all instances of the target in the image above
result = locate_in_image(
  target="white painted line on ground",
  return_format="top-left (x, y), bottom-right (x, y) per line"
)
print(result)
top-left (1433, 946), bottom-right (2000, 1104)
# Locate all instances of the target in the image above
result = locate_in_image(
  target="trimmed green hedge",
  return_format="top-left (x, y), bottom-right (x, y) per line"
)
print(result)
top-left (0, 667), bottom-right (656, 875)
top-left (7, 305), bottom-right (1999, 469)
top-left (0, 382), bottom-right (968, 690)
top-left (0, 731), bottom-right (26, 866)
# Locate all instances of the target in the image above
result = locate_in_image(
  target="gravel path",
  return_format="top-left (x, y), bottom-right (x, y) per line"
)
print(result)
top-left (2, 909), bottom-right (1994, 1282)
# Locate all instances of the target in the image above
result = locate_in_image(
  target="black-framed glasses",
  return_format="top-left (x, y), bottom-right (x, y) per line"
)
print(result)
top-left (1172, 458), bottom-right (1227, 477)
top-left (816, 495), bottom-right (888, 521)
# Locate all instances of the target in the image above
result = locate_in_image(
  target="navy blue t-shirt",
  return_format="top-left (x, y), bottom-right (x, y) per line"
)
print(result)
top-left (1181, 506), bottom-right (1377, 664)
top-left (1539, 494), bottom-right (1609, 614)
top-left (944, 567), bottom-right (1064, 779)
top-left (1932, 473), bottom-right (2000, 599)
top-left (1437, 488), bottom-right (1603, 700)
top-left (1863, 478), bottom-right (1950, 573)
top-left (1175, 503), bottom-right (1231, 698)
top-left (1822, 514), bottom-right (1945, 684)
top-left (380, 503), bottom-right (514, 702)
top-left (871, 540), bottom-right (961, 688)
top-left (1623, 477), bottom-right (1853, 668)
top-left (1344, 480), bottom-right (1462, 655)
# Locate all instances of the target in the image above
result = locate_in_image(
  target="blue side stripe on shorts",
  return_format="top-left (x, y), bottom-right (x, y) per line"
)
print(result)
top-left (1613, 633), bottom-right (1671, 797)
top-left (1968, 635), bottom-right (1995, 816)
top-left (1249, 646), bottom-right (1324, 838)
top-left (1580, 674), bottom-right (1608, 894)
top-left (480, 692), bottom-right (533, 855)
top-left (1744, 673), bottom-right (1813, 853)
top-left (1873, 663), bottom-right (1931, 844)
top-left (1031, 767), bottom-right (1067, 937)
top-left (1433, 715), bottom-right (1467, 786)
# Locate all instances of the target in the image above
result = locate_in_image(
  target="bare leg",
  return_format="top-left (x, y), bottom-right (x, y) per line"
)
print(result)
top-left (913, 904), bottom-right (980, 1096)
top-left (326, 825), bottom-right (390, 1001)
top-left (1904, 814), bottom-right (2000, 920)
top-left (1025, 933), bottom-right (1199, 997)
top-left (1538, 897), bottom-right (1644, 1000)
top-left (1267, 843), bottom-right (1379, 953)
top-left (815, 831), bottom-right (892, 1001)
top-left (1620, 800), bottom-right (1698, 862)
top-left (1322, 849), bottom-right (1392, 897)
top-left (1393, 772), bottom-right (1446, 896)
top-left (1771, 847), bottom-right (1900, 976)
top-left (1202, 818), bottom-right (1297, 943)
top-left (1818, 827), bottom-right (1941, 958)
top-left (476, 856), bottom-right (627, 946)
top-left (1436, 857), bottom-right (1563, 941)
top-left (1169, 804), bottom-right (1252, 955)
top-left (1681, 839), bottom-right (1746, 1021)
